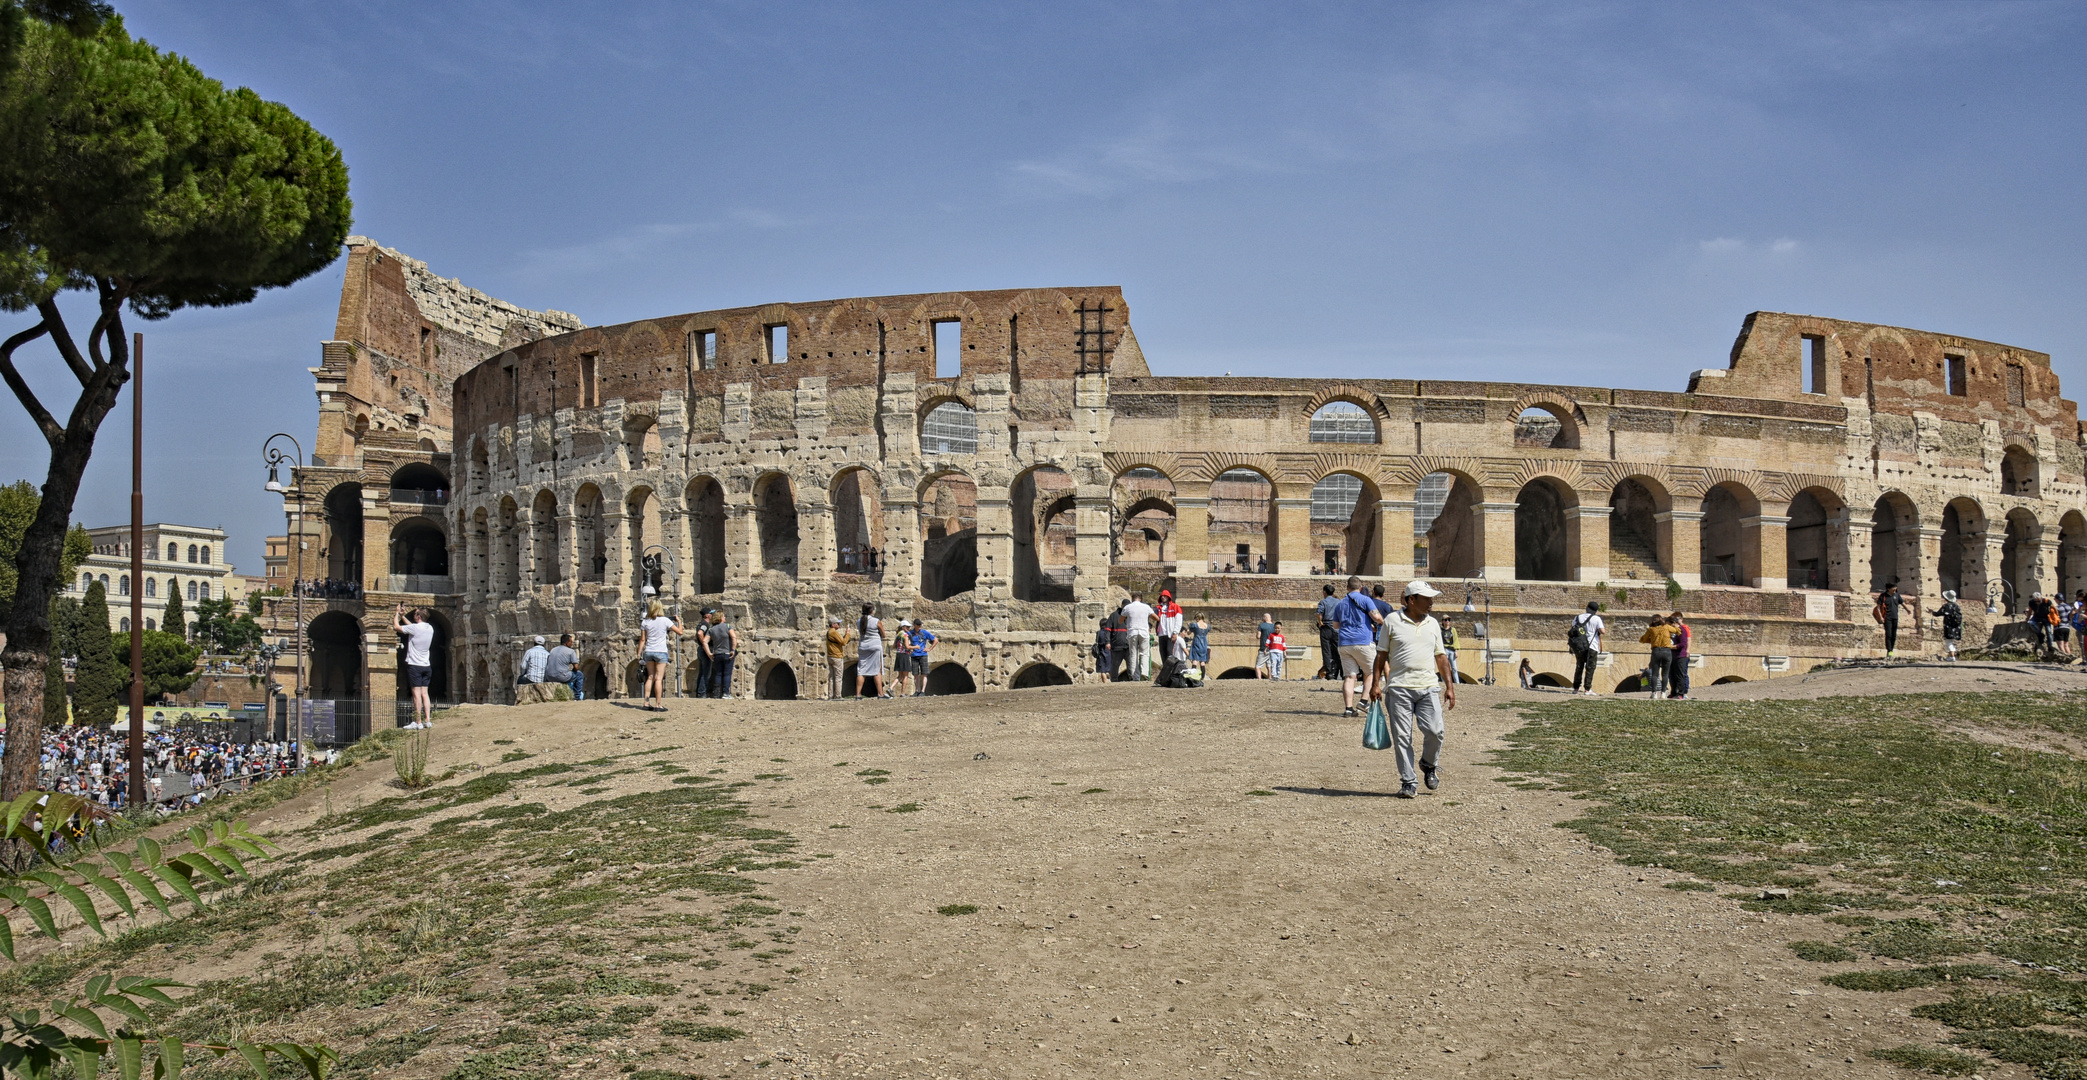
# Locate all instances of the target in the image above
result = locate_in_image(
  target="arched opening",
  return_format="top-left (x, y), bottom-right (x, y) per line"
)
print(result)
top-left (2002, 508), bottom-right (2040, 616)
top-left (1417, 472), bottom-right (1481, 578)
top-left (1312, 472), bottom-right (1381, 575)
top-left (468, 436), bottom-right (489, 494)
top-left (625, 417), bottom-right (663, 471)
top-left (1698, 482), bottom-right (1758, 587)
top-left (1011, 662), bottom-right (1073, 689)
top-left (389, 463), bottom-right (448, 506)
top-left (1112, 468), bottom-right (1176, 567)
top-left (2059, 511), bottom-right (2087, 600)
top-left (388, 517), bottom-right (449, 586)
top-left (469, 507), bottom-right (490, 593)
top-left (628, 486), bottom-right (663, 593)
top-left (924, 662), bottom-right (977, 695)
top-left (625, 659), bottom-right (646, 698)
top-left (1013, 466), bottom-right (1076, 602)
top-left (756, 660), bottom-right (798, 701)
top-left (531, 490), bottom-right (560, 587)
top-left (832, 468), bottom-right (885, 577)
top-left (1209, 468), bottom-right (1276, 574)
top-left (1868, 493), bottom-right (1919, 594)
top-left (1941, 498), bottom-right (1985, 601)
top-left (1216, 667), bottom-right (1259, 680)
top-left (307, 611), bottom-right (363, 699)
top-left (1513, 478), bottom-right (1572, 581)
top-left (1712, 675), bottom-right (1747, 685)
top-left (583, 659), bottom-right (608, 701)
top-left (1514, 405), bottom-right (1579, 450)
top-left (1785, 488), bottom-right (1841, 590)
top-left (755, 474), bottom-right (800, 577)
top-left (919, 473), bottom-right (978, 601)
top-left (2001, 445), bottom-right (2039, 497)
top-left (686, 477), bottom-right (727, 594)
top-left (1308, 400), bottom-right (1377, 444)
top-left (575, 484), bottom-right (607, 583)
top-left (921, 401), bottom-right (978, 456)
top-left (1531, 672), bottom-right (1570, 688)
top-left (1614, 674), bottom-right (1647, 694)
top-left (323, 483), bottom-right (364, 585)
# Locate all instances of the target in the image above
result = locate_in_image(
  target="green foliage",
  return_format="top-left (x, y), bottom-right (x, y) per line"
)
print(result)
top-left (69, 579), bottom-right (119, 724)
top-left (0, 794), bottom-right (333, 1078)
top-left (394, 729), bottom-right (431, 789)
top-left (935, 904), bottom-right (978, 917)
top-left (1866, 1044), bottom-right (1985, 1076)
top-left (244, 587), bottom-right (281, 618)
top-left (0, 481), bottom-right (87, 614)
top-left (111, 629), bottom-right (199, 704)
top-left (160, 588), bottom-right (184, 640)
top-left (1664, 576), bottom-right (1684, 603)
top-left (0, 16), bottom-right (352, 317)
top-left (190, 595), bottom-right (260, 658)
top-left (1789, 941), bottom-right (1856, 963)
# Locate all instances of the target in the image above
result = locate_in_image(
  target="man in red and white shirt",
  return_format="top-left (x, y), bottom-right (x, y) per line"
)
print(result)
top-left (1265, 623), bottom-right (1288, 680)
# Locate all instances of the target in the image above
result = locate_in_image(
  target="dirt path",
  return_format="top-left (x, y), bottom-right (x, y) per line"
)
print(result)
top-left (224, 673), bottom-right (2068, 1078)
top-left (616, 679), bottom-right (1973, 1079)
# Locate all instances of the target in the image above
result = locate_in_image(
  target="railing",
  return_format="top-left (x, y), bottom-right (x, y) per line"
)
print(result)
top-left (388, 574), bottom-right (454, 594)
top-left (389, 488), bottom-right (449, 505)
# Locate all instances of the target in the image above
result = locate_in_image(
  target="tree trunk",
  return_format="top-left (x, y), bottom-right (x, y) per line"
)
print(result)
top-left (0, 306), bottom-right (128, 806)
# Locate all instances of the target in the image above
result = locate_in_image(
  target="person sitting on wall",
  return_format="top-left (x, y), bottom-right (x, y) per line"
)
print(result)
top-left (519, 636), bottom-right (550, 686)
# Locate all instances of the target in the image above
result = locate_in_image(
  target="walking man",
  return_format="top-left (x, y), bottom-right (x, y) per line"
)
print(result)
top-left (395, 605), bottom-right (437, 728)
top-left (1315, 584), bottom-right (1341, 679)
top-left (908, 618), bottom-right (936, 695)
top-left (1569, 602), bottom-right (1604, 695)
top-left (546, 633), bottom-right (582, 700)
top-left (1334, 576), bottom-right (1386, 718)
top-left (1875, 581), bottom-right (1915, 658)
top-left (1122, 592), bottom-right (1156, 681)
top-left (1371, 581), bottom-right (1455, 799)
top-left (826, 617), bottom-right (852, 699)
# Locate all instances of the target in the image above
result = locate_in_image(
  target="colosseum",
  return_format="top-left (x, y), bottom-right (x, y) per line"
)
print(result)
top-left (268, 238), bottom-right (2087, 725)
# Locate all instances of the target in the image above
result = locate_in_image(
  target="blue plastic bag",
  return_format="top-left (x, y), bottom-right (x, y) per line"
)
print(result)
top-left (1363, 699), bottom-right (1391, 751)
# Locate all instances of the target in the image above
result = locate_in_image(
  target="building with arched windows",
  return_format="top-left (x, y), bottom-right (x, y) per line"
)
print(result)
top-left (271, 238), bottom-right (2087, 713)
top-left (75, 523), bottom-right (243, 633)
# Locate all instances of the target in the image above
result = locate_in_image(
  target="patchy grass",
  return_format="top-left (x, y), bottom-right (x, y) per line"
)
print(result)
top-left (1492, 691), bottom-right (2087, 1077)
top-left (1867, 1044), bottom-right (1985, 1076)
top-left (936, 904), bottom-right (979, 917)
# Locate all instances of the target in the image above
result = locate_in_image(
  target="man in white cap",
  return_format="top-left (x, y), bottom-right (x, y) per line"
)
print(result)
top-left (520, 635), bottom-right (550, 686)
top-left (1371, 580), bottom-right (1455, 799)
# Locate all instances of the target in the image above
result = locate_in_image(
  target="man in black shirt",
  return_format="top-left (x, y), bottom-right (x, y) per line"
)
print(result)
top-left (1875, 581), bottom-right (1916, 658)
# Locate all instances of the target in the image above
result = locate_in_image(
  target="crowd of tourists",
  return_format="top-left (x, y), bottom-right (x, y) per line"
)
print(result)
top-left (23, 724), bottom-right (315, 811)
top-left (294, 578), bottom-right (363, 599)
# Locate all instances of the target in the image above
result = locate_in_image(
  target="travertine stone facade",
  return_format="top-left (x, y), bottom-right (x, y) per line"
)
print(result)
top-left (272, 240), bottom-right (2087, 715)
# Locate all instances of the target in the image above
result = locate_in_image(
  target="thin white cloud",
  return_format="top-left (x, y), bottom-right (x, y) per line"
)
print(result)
top-left (511, 210), bottom-right (792, 280)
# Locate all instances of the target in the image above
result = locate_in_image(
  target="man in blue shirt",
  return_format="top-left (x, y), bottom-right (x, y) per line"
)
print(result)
top-left (1335, 575), bottom-right (1386, 718)
top-left (1314, 584), bottom-right (1342, 679)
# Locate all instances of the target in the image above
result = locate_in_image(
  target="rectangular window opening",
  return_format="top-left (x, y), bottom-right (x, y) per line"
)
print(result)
top-left (1946, 355), bottom-right (1967, 397)
top-left (934, 319), bottom-right (962, 379)
top-left (693, 330), bottom-right (717, 371)
top-left (767, 324), bottom-right (788, 364)
top-left (1802, 335), bottom-right (1827, 394)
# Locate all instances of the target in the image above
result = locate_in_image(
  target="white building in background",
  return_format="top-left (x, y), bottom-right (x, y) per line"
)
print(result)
top-left (74, 524), bottom-right (243, 634)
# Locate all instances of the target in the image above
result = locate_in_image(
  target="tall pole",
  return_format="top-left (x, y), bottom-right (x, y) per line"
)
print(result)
top-left (127, 333), bottom-right (144, 812)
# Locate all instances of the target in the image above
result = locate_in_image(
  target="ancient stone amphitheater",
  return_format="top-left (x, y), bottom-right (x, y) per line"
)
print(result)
top-left (275, 240), bottom-right (2087, 712)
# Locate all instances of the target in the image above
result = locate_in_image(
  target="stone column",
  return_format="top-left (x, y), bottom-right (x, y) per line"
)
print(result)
top-left (1074, 488), bottom-right (1114, 608)
top-left (2031, 530), bottom-right (2061, 602)
top-left (1826, 506), bottom-right (1855, 593)
top-left (1378, 496), bottom-right (1416, 582)
top-left (881, 493), bottom-right (921, 600)
top-left (1273, 493), bottom-right (1313, 576)
top-left (361, 492), bottom-right (387, 594)
top-left (603, 512), bottom-right (629, 590)
top-left (1173, 491), bottom-right (1210, 573)
top-left (1916, 527), bottom-right (1945, 604)
top-left (797, 495), bottom-right (834, 584)
top-left (1478, 501), bottom-right (1519, 581)
top-left (1569, 505), bottom-right (1611, 583)
top-left (1659, 505), bottom-right (1705, 589)
top-left (1843, 503), bottom-right (1873, 595)
top-left (363, 614), bottom-right (397, 735)
top-left (1980, 525), bottom-right (2008, 614)
top-left (1745, 507), bottom-right (1790, 591)
top-left (724, 501), bottom-right (755, 590)
top-left (555, 512), bottom-right (580, 591)
top-left (974, 489), bottom-right (1014, 604)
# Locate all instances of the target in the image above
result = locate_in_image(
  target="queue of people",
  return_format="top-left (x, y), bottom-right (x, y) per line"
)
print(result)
top-left (19, 724), bottom-right (315, 812)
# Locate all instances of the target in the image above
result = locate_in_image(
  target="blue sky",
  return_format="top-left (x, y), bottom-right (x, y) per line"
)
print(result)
top-left (5, 0), bottom-right (2085, 575)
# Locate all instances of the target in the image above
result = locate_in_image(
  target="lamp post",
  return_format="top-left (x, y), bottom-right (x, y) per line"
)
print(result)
top-left (1461, 571), bottom-right (1495, 686)
top-left (262, 434), bottom-right (306, 769)
top-left (1986, 578), bottom-right (2004, 617)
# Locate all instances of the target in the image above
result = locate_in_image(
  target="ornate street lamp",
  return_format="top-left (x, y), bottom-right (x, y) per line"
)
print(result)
top-left (262, 434), bottom-right (307, 767)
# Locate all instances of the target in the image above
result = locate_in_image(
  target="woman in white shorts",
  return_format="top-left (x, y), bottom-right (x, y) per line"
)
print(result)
top-left (854, 603), bottom-right (888, 699)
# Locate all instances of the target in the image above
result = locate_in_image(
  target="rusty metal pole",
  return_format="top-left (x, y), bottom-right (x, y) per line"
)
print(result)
top-left (128, 333), bottom-right (145, 813)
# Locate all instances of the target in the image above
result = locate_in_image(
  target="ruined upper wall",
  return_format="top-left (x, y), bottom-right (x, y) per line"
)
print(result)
top-left (452, 287), bottom-right (1132, 445)
top-left (324, 238), bottom-right (584, 449)
top-left (1699, 311), bottom-right (2080, 435)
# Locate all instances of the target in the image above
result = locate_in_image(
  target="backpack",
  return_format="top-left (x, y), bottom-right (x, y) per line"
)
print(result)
top-left (1566, 614), bottom-right (1592, 652)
